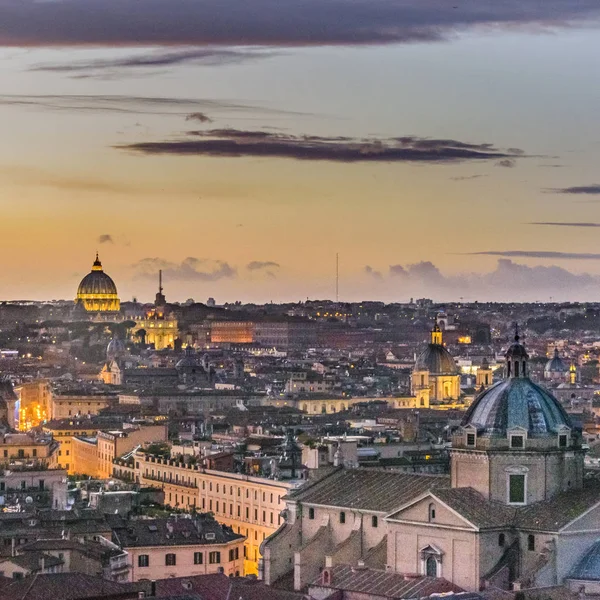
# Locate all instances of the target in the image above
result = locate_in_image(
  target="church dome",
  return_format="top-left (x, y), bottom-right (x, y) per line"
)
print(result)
top-left (76, 254), bottom-right (120, 313)
top-left (414, 345), bottom-right (459, 375)
top-left (545, 348), bottom-right (568, 374)
top-left (463, 331), bottom-right (572, 437)
top-left (414, 324), bottom-right (458, 375)
top-left (107, 337), bottom-right (126, 361)
top-left (176, 346), bottom-right (200, 370)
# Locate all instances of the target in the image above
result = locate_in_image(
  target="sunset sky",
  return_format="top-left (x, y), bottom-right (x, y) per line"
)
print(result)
top-left (2, 1), bottom-right (600, 303)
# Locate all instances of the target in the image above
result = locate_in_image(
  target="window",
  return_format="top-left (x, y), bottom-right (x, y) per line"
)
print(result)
top-left (18, 449), bottom-right (24, 458)
top-left (425, 556), bottom-right (437, 577)
top-left (466, 433), bottom-right (476, 447)
top-left (372, 516), bottom-right (378, 528)
top-left (138, 555), bottom-right (149, 568)
top-left (39, 480), bottom-right (45, 490)
top-left (165, 553), bottom-right (176, 566)
top-left (209, 551), bottom-right (221, 564)
top-left (229, 549), bottom-right (235, 561)
top-left (528, 534), bottom-right (535, 551)
top-left (510, 435), bottom-right (524, 449)
top-left (340, 511), bottom-right (346, 524)
top-left (308, 508), bottom-right (315, 520)
top-left (194, 552), bottom-right (203, 565)
top-left (428, 503), bottom-right (436, 522)
top-left (559, 434), bottom-right (568, 448)
top-left (498, 533), bottom-right (505, 547)
top-left (32, 449), bottom-right (37, 458)
top-left (509, 474), bottom-right (526, 504)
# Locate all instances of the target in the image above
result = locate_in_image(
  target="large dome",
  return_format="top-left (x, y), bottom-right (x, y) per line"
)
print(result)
top-left (414, 344), bottom-right (459, 375)
top-left (462, 378), bottom-right (572, 436)
top-left (75, 254), bottom-right (120, 312)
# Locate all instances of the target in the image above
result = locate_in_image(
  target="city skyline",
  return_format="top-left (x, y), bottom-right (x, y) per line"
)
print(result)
top-left (2, 1), bottom-right (600, 302)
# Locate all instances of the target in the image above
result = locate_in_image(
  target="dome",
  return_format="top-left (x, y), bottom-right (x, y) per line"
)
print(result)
top-left (545, 348), bottom-right (568, 374)
top-left (107, 337), bottom-right (126, 361)
top-left (463, 371), bottom-right (572, 437)
top-left (176, 346), bottom-right (200, 370)
top-left (75, 253), bottom-right (120, 312)
top-left (414, 323), bottom-right (458, 375)
top-left (414, 345), bottom-right (459, 375)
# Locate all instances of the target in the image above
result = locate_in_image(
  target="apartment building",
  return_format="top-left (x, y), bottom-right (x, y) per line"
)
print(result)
top-left (118, 451), bottom-right (299, 575)
top-left (0, 433), bottom-right (59, 469)
top-left (113, 516), bottom-right (244, 582)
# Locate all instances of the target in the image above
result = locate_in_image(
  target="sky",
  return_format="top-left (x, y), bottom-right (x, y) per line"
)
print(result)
top-left (2, 0), bottom-right (600, 304)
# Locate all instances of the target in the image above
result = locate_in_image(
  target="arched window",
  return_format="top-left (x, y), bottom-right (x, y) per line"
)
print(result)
top-left (426, 556), bottom-right (437, 577)
top-left (428, 503), bottom-right (436, 522)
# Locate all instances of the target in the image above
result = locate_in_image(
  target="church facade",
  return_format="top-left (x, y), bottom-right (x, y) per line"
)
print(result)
top-left (262, 332), bottom-right (600, 594)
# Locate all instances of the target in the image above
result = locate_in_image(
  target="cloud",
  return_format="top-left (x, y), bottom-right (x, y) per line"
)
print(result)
top-left (0, 94), bottom-right (300, 118)
top-left (186, 112), bottom-right (212, 123)
top-left (118, 129), bottom-right (523, 164)
top-left (31, 47), bottom-right (273, 78)
top-left (528, 222), bottom-right (600, 228)
top-left (0, 1), bottom-right (599, 48)
top-left (97, 234), bottom-right (114, 244)
top-left (364, 265), bottom-right (382, 280)
top-left (367, 259), bottom-right (600, 302)
top-left (495, 158), bottom-right (516, 168)
top-left (468, 250), bottom-right (600, 260)
top-left (133, 257), bottom-right (237, 281)
top-left (547, 184), bottom-right (600, 194)
top-left (247, 261), bottom-right (280, 271)
top-left (450, 174), bottom-right (487, 181)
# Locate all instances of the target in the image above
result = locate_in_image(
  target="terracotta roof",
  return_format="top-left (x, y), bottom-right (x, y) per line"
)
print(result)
top-left (430, 488), bottom-right (517, 529)
top-left (290, 468), bottom-right (448, 512)
top-left (2, 552), bottom-right (63, 572)
top-left (1, 572), bottom-right (140, 600)
top-left (515, 480), bottom-right (600, 532)
top-left (310, 565), bottom-right (465, 599)
top-left (113, 515), bottom-right (242, 548)
top-left (150, 573), bottom-right (305, 600)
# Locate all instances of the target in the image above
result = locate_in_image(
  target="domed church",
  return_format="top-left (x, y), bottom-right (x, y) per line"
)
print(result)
top-left (75, 253), bottom-right (120, 313)
top-left (411, 323), bottom-right (461, 404)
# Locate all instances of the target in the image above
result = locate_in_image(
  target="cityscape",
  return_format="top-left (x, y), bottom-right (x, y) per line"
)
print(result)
top-left (2, 2), bottom-right (600, 600)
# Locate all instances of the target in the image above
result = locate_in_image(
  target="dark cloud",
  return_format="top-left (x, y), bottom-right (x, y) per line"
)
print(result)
top-left (31, 48), bottom-right (273, 77)
top-left (468, 251), bottom-right (600, 260)
top-left (186, 112), bottom-right (212, 123)
top-left (247, 261), bottom-right (280, 271)
top-left (528, 222), bottom-right (600, 228)
top-left (547, 184), bottom-right (600, 194)
top-left (364, 265), bottom-right (382, 280)
top-left (97, 234), bottom-right (114, 244)
top-left (118, 129), bottom-right (522, 164)
top-left (367, 259), bottom-right (600, 302)
top-left (133, 257), bottom-right (237, 281)
top-left (0, 1), bottom-right (598, 48)
top-left (495, 159), bottom-right (516, 168)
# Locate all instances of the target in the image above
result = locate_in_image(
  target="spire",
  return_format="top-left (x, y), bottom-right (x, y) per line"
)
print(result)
top-left (155, 270), bottom-right (167, 307)
top-left (92, 252), bottom-right (103, 271)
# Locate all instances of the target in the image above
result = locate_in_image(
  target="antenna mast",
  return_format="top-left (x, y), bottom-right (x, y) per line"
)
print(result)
top-left (336, 253), bottom-right (339, 302)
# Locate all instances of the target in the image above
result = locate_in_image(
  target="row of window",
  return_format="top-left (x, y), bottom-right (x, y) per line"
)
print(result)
top-left (465, 432), bottom-right (569, 449)
top-left (3, 449), bottom-right (39, 458)
top-left (137, 548), bottom-right (239, 568)
top-left (307, 508), bottom-right (378, 528)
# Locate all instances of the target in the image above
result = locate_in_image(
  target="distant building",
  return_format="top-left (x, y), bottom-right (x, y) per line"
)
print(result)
top-left (75, 253), bottom-right (120, 313)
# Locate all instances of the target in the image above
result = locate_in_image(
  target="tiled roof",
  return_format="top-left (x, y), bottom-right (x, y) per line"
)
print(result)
top-left (150, 573), bottom-right (305, 600)
top-left (3, 551), bottom-right (63, 571)
top-left (515, 480), bottom-right (600, 532)
top-left (290, 468), bottom-right (448, 512)
top-left (114, 515), bottom-right (243, 548)
top-left (310, 565), bottom-right (464, 598)
top-left (431, 488), bottom-right (517, 529)
top-left (1, 572), bottom-right (139, 600)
